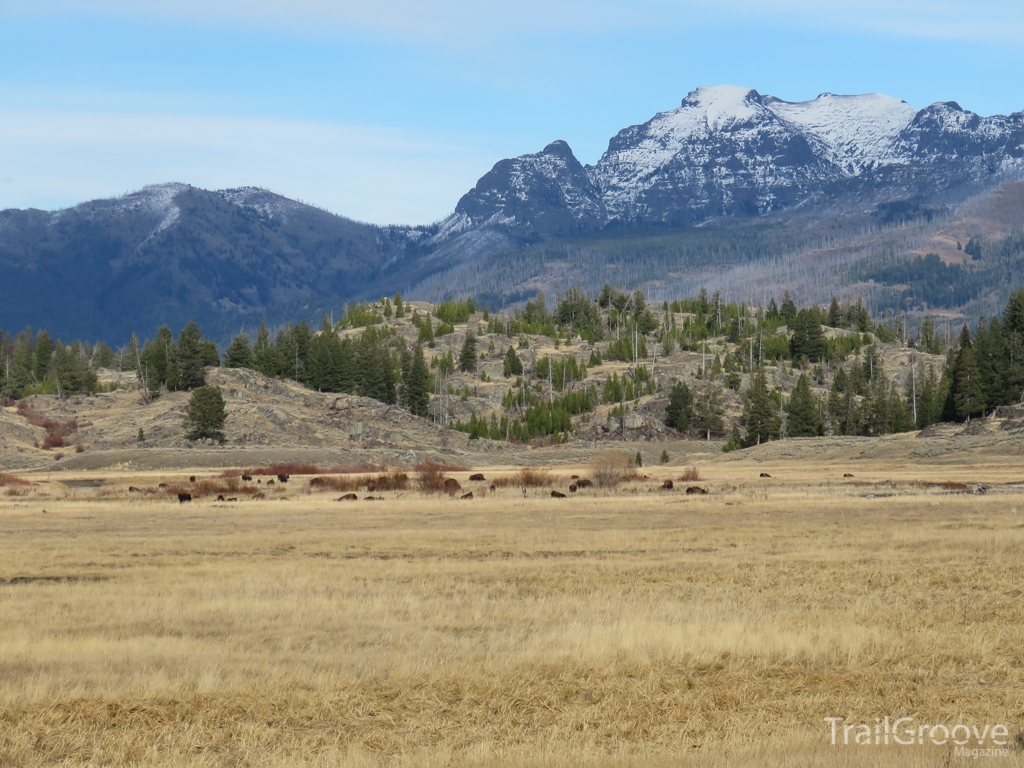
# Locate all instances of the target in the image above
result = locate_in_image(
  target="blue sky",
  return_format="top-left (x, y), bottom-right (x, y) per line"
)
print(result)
top-left (2, 0), bottom-right (1023, 225)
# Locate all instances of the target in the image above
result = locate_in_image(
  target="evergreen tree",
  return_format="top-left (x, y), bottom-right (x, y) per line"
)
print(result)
top-left (54, 342), bottom-right (97, 395)
top-left (460, 329), bottom-right (478, 373)
top-left (394, 291), bottom-right (405, 318)
top-left (224, 333), bottom-right (254, 369)
top-left (766, 298), bottom-right (779, 320)
top-left (780, 291), bottom-right (798, 322)
top-left (664, 381), bottom-right (693, 432)
top-left (786, 373), bottom-right (823, 437)
top-left (184, 385), bottom-right (227, 442)
top-left (253, 322), bottom-right (281, 377)
top-left (33, 330), bottom-right (52, 384)
top-left (504, 345), bottom-right (523, 377)
top-left (175, 321), bottom-right (208, 391)
top-left (691, 379), bottom-right (726, 438)
top-left (949, 324), bottom-right (985, 420)
top-left (828, 297), bottom-right (842, 328)
top-left (405, 344), bottom-right (430, 417)
top-left (789, 309), bottom-right (826, 362)
top-left (742, 368), bottom-right (781, 446)
top-left (10, 329), bottom-right (33, 397)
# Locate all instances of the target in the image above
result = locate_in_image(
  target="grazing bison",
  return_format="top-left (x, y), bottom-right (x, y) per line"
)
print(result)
top-left (469, 473), bottom-right (485, 481)
top-left (461, 492), bottom-right (474, 500)
top-left (267, 480), bottom-right (275, 486)
top-left (189, 476), bottom-right (196, 483)
top-left (241, 474), bottom-right (253, 482)
top-left (685, 486), bottom-right (707, 495)
top-left (569, 484), bottom-right (578, 493)
top-left (337, 493), bottom-right (358, 501)
top-left (216, 495), bottom-right (226, 502)
top-left (226, 497), bottom-right (238, 502)
top-left (257, 479), bottom-right (262, 484)
top-left (759, 472), bottom-right (772, 478)
top-left (661, 479), bottom-right (674, 490)
top-left (177, 493), bottom-right (192, 503)
top-left (443, 478), bottom-right (462, 495)
top-left (570, 475), bottom-right (579, 480)
top-left (489, 484), bottom-right (496, 492)
top-left (277, 474), bottom-right (289, 483)
top-left (551, 490), bottom-right (567, 498)
top-left (158, 483), bottom-right (169, 489)
top-left (128, 486), bottom-right (144, 494)
top-left (364, 495), bottom-right (378, 501)
top-left (576, 478), bottom-right (593, 489)
top-left (843, 473), bottom-right (854, 478)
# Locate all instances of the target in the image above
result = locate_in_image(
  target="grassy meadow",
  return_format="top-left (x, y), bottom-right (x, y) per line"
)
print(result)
top-left (1, 462), bottom-right (1023, 766)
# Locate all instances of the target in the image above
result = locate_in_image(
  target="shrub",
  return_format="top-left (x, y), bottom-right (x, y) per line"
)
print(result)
top-left (679, 466), bottom-right (702, 482)
top-left (184, 386), bottom-right (227, 442)
top-left (591, 450), bottom-right (631, 488)
top-left (415, 461), bottom-right (448, 493)
top-left (516, 467), bottom-right (551, 487)
top-left (371, 471), bottom-right (409, 491)
top-left (0, 474), bottom-right (29, 488)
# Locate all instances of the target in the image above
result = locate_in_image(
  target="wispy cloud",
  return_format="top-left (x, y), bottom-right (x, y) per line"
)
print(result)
top-left (6, 0), bottom-right (1024, 43)
top-left (0, 109), bottom-right (494, 224)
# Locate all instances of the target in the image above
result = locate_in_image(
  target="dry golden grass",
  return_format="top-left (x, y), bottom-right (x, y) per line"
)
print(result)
top-left (2, 461), bottom-right (1024, 766)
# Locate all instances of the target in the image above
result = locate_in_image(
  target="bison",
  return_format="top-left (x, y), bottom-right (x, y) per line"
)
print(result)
top-left (661, 479), bottom-right (674, 490)
top-left (570, 475), bottom-right (579, 480)
top-left (309, 477), bottom-right (326, 487)
top-left (241, 474), bottom-right (253, 482)
top-left (685, 486), bottom-right (707, 495)
top-left (158, 483), bottom-right (169, 489)
top-left (216, 495), bottom-right (226, 502)
top-left (177, 493), bottom-right (192, 503)
top-left (128, 486), bottom-right (144, 494)
top-left (843, 473), bottom-right (854, 478)
top-left (759, 472), bottom-right (772, 478)
top-left (569, 484), bottom-right (578, 493)
top-left (443, 478), bottom-right (462, 495)
top-left (489, 484), bottom-right (496, 492)
top-left (189, 476), bottom-right (196, 483)
top-left (253, 492), bottom-right (266, 500)
top-left (551, 490), bottom-right (567, 498)
top-left (461, 492), bottom-right (474, 500)
top-left (277, 474), bottom-right (289, 483)
top-left (576, 478), bottom-right (593, 489)
top-left (226, 497), bottom-right (238, 502)
top-left (337, 493), bottom-right (358, 501)
top-left (469, 473), bottom-right (485, 481)
top-left (267, 480), bottom-right (275, 486)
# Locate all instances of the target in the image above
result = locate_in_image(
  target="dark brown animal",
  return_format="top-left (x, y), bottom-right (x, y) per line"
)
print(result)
top-left (364, 495), bottom-right (377, 501)
top-left (189, 476), bottom-right (196, 483)
top-left (489, 484), bottom-right (496, 492)
top-left (226, 497), bottom-right (237, 502)
top-left (177, 493), bottom-right (192, 503)
top-left (685, 486), bottom-right (707, 495)
top-left (843, 473), bottom-right (854, 478)
top-left (128, 486), bottom-right (144, 494)
top-left (661, 479), bottom-right (674, 490)
top-left (367, 482), bottom-right (377, 492)
top-left (759, 472), bottom-right (771, 478)
top-left (337, 493), bottom-right (358, 501)
top-left (461, 492), bottom-right (474, 500)
top-left (569, 484), bottom-right (577, 493)
top-left (158, 483), bottom-right (169, 489)
top-left (571, 475), bottom-right (579, 480)
top-left (551, 490), bottom-right (567, 498)
top-left (241, 474), bottom-right (253, 482)
top-left (216, 495), bottom-right (225, 502)
top-left (253, 492), bottom-right (266, 499)
top-left (257, 479), bottom-right (262, 484)
top-left (309, 477), bottom-right (325, 487)
top-left (267, 480), bottom-right (275, 486)
top-left (469, 473), bottom-right (485, 481)
top-left (277, 474), bottom-right (289, 483)
top-left (576, 478), bottom-right (593, 488)
top-left (443, 478), bottom-right (462, 495)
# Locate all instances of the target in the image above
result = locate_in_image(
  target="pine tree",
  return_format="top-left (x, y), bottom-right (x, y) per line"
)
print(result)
top-left (33, 330), bottom-right (52, 384)
top-left (950, 324), bottom-right (985, 420)
top-left (785, 373), bottom-right (822, 437)
top-left (664, 381), bottom-right (693, 432)
top-left (175, 321), bottom-right (208, 391)
top-left (460, 330), bottom-right (478, 373)
top-left (828, 297), bottom-right (842, 328)
top-left (394, 292), bottom-right (405, 318)
top-left (253, 322), bottom-right (281, 377)
top-left (405, 344), bottom-right (430, 417)
top-left (789, 309), bottom-right (825, 362)
top-left (780, 291), bottom-right (798, 322)
top-left (503, 345), bottom-right (523, 377)
top-left (10, 330), bottom-right (33, 397)
top-left (742, 367), bottom-right (781, 446)
top-left (184, 385), bottom-right (227, 442)
top-left (691, 379), bottom-right (726, 438)
top-left (224, 333), bottom-right (254, 369)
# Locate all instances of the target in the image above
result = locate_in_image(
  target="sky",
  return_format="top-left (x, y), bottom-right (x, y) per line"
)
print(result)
top-left (1, 1), bottom-right (1023, 225)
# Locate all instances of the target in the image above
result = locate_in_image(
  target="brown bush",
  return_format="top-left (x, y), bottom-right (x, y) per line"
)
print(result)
top-left (372, 471), bottom-right (409, 492)
top-left (591, 450), bottom-right (632, 488)
top-left (0, 474), bottom-right (29, 487)
top-left (416, 461), bottom-right (448, 493)
top-left (516, 467), bottom-right (552, 487)
top-left (679, 466), bottom-right (702, 482)
top-left (17, 402), bottom-right (78, 450)
top-left (162, 480), bottom-right (261, 498)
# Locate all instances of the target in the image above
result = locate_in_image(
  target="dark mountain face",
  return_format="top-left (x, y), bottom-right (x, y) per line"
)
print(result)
top-left (3, 85), bottom-right (1024, 344)
top-left (0, 185), bottom-right (432, 342)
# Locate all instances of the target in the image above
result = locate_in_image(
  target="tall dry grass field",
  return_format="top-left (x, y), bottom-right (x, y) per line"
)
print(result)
top-left (1, 468), bottom-right (1023, 766)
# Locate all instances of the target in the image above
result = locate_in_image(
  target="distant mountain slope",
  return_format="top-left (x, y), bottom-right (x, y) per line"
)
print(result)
top-left (3, 85), bottom-right (1024, 343)
top-left (0, 184), bottom-right (437, 341)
